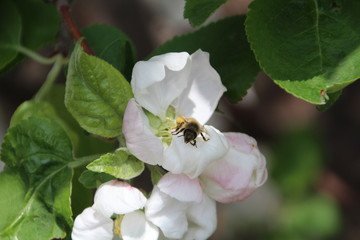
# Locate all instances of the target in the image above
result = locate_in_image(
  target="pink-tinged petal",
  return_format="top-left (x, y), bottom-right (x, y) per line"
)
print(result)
top-left (184, 194), bottom-right (217, 240)
top-left (131, 52), bottom-right (191, 119)
top-left (172, 50), bottom-right (226, 125)
top-left (121, 210), bottom-right (159, 240)
top-left (93, 180), bottom-right (147, 217)
top-left (123, 99), bottom-right (164, 165)
top-left (72, 207), bottom-right (113, 240)
top-left (201, 132), bottom-right (268, 203)
top-left (162, 125), bottom-right (229, 178)
top-left (225, 132), bottom-right (259, 154)
top-left (145, 186), bottom-right (188, 239)
top-left (157, 173), bottom-right (203, 203)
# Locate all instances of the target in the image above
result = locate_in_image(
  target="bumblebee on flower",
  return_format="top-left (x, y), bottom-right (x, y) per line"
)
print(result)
top-left (123, 50), bottom-right (229, 178)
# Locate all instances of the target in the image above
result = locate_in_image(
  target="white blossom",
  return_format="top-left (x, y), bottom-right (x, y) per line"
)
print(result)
top-left (123, 50), bottom-right (228, 178)
top-left (145, 174), bottom-right (216, 240)
top-left (200, 132), bottom-right (268, 203)
top-left (72, 180), bottom-right (159, 240)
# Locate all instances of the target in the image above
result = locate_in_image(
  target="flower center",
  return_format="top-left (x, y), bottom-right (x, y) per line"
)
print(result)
top-left (144, 107), bottom-right (177, 146)
top-left (156, 118), bottom-right (176, 146)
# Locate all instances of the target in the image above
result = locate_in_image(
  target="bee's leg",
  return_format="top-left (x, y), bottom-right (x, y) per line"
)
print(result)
top-left (171, 122), bottom-right (184, 132)
top-left (171, 127), bottom-right (179, 134)
top-left (190, 139), bottom-right (197, 148)
top-left (200, 132), bottom-right (209, 141)
top-left (172, 128), bottom-right (185, 135)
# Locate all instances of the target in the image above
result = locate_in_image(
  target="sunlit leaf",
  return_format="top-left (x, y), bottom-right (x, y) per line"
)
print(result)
top-left (0, 118), bottom-right (73, 240)
top-left (87, 148), bottom-right (144, 180)
top-left (65, 42), bottom-right (133, 138)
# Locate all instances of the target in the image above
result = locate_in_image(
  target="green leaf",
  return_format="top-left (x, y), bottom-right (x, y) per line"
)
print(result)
top-left (9, 86), bottom-right (116, 158)
top-left (87, 148), bottom-right (144, 180)
top-left (0, 118), bottom-right (73, 240)
top-left (246, 0), bottom-right (360, 104)
top-left (44, 85), bottom-right (116, 157)
top-left (316, 90), bottom-right (342, 111)
top-left (0, 0), bottom-right (60, 73)
top-left (184, 0), bottom-right (229, 26)
top-left (150, 15), bottom-right (259, 101)
top-left (71, 168), bottom-right (95, 217)
top-left (78, 170), bottom-right (116, 189)
top-left (65, 42), bottom-right (133, 138)
top-left (0, 0), bottom-right (21, 70)
top-left (0, 170), bottom-right (69, 240)
top-left (82, 24), bottom-right (136, 80)
top-left (13, 0), bottom-right (60, 50)
top-left (10, 101), bottom-right (59, 127)
top-left (147, 165), bottom-right (166, 186)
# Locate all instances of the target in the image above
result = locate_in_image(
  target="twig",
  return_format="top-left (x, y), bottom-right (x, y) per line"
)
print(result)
top-left (59, 5), bottom-right (94, 55)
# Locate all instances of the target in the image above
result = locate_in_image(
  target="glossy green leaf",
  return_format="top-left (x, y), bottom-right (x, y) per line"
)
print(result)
top-left (0, 0), bottom-right (21, 70)
top-left (151, 15), bottom-right (259, 101)
top-left (0, 118), bottom-right (73, 240)
top-left (246, 0), bottom-right (360, 104)
top-left (78, 170), bottom-right (116, 189)
top-left (82, 24), bottom-right (136, 80)
top-left (184, 0), bottom-right (229, 26)
top-left (65, 42), bottom-right (133, 138)
top-left (87, 148), bottom-right (144, 180)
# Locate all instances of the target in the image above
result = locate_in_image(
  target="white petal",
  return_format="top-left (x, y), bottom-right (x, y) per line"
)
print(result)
top-left (157, 173), bottom-right (203, 203)
top-left (172, 50), bottom-right (226, 125)
top-left (121, 211), bottom-right (159, 240)
top-left (123, 99), bottom-right (164, 165)
top-left (72, 207), bottom-right (113, 240)
top-left (183, 195), bottom-right (217, 240)
top-left (93, 180), bottom-right (147, 217)
top-left (201, 132), bottom-right (268, 203)
top-left (131, 52), bottom-right (191, 119)
top-left (145, 186), bottom-right (188, 239)
top-left (162, 125), bottom-right (229, 178)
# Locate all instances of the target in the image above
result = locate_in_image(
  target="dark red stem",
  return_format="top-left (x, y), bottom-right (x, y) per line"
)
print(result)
top-left (60, 5), bottom-right (94, 55)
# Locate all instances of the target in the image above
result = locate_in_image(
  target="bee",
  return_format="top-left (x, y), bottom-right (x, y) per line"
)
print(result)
top-left (171, 117), bottom-right (209, 147)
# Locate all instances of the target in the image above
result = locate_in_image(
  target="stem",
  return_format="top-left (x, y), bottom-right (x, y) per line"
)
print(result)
top-left (34, 54), bottom-right (66, 102)
top-left (68, 153), bottom-right (104, 169)
top-left (0, 44), bottom-right (58, 65)
top-left (60, 5), bottom-right (94, 55)
top-left (117, 133), bottom-right (127, 148)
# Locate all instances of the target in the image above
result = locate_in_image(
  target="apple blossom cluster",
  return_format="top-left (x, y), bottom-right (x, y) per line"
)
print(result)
top-left (72, 50), bottom-right (268, 240)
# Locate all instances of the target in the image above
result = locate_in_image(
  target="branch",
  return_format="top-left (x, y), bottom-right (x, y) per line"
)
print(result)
top-left (59, 5), bottom-right (94, 55)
